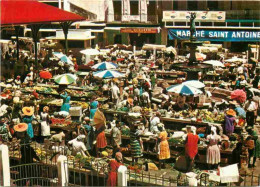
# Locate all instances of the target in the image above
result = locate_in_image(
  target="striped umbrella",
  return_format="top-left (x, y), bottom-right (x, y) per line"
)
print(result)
top-left (167, 84), bottom-right (203, 96)
top-left (92, 62), bottom-right (118, 70)
top-left (93, 70), bottom-right (125, 79)
top-left (182, 80), bottom-right (205, 89)
top-left (53, 52), bottom-right (74, 65)
top-left (54, 73), bottom-right (77, 85)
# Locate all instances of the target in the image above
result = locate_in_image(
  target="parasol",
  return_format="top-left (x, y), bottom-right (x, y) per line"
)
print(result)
top-left (231, 89), bottom-right (247, 103)
top-left (39, 71), bottom-right (52, 79)
top-left (93, 70), bottom-right (125, 79)
top-left (203, 60), bottom-right (225, 68)
top-left (53, 52), bottom-right (74, 65)
top-left (54, 73), bottom-right (77, 85)
top-left (80, 49), bottom-right (100, 56)
top-left (167, 84), bottom-right (203, 96)
top-left (92, 62), bottom-right (118, 70)
top-left (93, 109), bottom-right (106, 130)
top-left (182, 80), bottom-right (205, 89)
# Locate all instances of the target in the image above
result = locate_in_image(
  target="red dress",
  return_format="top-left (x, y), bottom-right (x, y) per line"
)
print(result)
top-left (96, 131), bottom-right (107, 148)
top-left (185, 133), bottom-right (199, 159)
top-left (107, 160), bottom-right (122, 186)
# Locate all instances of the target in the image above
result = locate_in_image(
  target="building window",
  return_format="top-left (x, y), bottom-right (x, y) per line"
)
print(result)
top-left (207, 1), bottom-right (218, 10)
top-left (187, 0), bottom-right (198, 10)
top-left (130, 0), bottom-right (139, 15)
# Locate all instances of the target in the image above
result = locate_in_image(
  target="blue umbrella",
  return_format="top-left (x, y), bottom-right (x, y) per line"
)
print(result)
top-left (53, 52), bottom-right (74, 65)
top-left (93, 70), bottom-right (125, 79)
top-left (166, 84), bottom-right (203, 96)
top-left (235, 107), bottom-right (246, 118)
top-left (92, 62), bottom-right (118, 70)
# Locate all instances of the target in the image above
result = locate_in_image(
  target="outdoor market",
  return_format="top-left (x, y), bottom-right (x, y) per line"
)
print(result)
top-left (1, 0), bottom-right (260, 186)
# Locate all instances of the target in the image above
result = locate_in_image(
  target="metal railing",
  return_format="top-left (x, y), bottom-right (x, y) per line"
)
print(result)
top-left (226, 10), bottom-right (260, 20)
top-left (6, 142), bottom-right (260, 186)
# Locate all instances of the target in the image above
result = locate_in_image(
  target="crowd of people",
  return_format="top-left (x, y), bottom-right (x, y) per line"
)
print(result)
top-left (0, 43), bottom-right (260, 186)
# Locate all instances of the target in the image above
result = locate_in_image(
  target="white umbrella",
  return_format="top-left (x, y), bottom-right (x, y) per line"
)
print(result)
top-left (92, 62), bottom-right (118, 70)
top-left (225, 57), bottom-right (247, 63)
top-left (80, 49), bottom-right (100, 56)
top-left (203, 60), bottom-right (225, 67)
top-left (165, 46), bottom-right (177, 55)
top-left (182, 80), bottom-right (205, 89)
top-left (93, 70), bottom-right (125, 79)
top-left (53, 52), bottom-right (74, 65)
top-left (167, 84), bottom-right (203, 96)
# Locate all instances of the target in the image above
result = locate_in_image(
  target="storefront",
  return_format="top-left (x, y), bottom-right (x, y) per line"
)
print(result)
top-left (168, 29), bottom-right (260, 52)
top-left (104, 27), bottom-right (161, 48)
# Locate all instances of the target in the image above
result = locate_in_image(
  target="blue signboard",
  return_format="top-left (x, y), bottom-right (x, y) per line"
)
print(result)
top-left (168, 29), bottom-right (260, 42)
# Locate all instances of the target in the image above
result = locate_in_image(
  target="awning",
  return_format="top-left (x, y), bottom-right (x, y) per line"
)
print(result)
top-left (1, 0), bottom-right (85, 26)
top-left (46, 36), bottom-right (95, 41)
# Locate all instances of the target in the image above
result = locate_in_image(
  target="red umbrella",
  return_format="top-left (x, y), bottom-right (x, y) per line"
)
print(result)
top-left (231, 89), bottom-right (247, 103)
top-left (39, 71), bottom-right (52, 79)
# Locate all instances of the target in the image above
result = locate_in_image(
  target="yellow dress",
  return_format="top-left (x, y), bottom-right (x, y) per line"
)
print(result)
top-left (159, 131), bottom-right (170, 160)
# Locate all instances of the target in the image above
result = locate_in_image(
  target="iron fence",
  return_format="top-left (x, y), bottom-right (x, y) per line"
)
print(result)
top-left (6, 141), bottom-right (260, 186)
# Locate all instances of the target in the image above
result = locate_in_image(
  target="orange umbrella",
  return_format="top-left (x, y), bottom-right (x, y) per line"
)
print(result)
top-left (39, 71), bottom-right (52, 79)
top-left (93, 109), bottom-right (106, 130)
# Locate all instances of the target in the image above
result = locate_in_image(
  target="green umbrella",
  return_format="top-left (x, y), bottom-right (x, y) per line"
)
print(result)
top-left (54, 73), bottom-right (77, 85)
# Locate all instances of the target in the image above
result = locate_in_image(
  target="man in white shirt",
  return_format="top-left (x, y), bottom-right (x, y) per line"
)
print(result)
top-left (68, 135), bottom-right (90, 157)
top-left (142, 88), bottom-right (151, 107)
top-left (150, 112), bottom-right (161, 134)
top-left (245, 96), bottom-right (258, 127)
top-left (237, 64), bottom-right (244, 75)
top-left (111, 83), bottom-right (120, 104)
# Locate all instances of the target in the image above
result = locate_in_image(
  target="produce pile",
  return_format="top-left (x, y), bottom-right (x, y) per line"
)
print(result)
top-left (65, 89), bottom-right (95, 98)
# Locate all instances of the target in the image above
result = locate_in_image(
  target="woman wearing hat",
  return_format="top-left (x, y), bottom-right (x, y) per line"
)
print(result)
top-left (22, 107), bottom-right (35, 139)
top-left (224, 109), bottom-right (237, 136)
top-left (40, 106), bottom-right (51, 142)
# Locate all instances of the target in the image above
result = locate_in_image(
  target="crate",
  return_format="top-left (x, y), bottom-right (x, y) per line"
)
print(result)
top-left (69, 106), bottom-right (82, 116)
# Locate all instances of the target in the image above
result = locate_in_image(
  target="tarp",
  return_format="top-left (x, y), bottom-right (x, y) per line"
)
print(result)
top-left (1, 0), bottom-right (85, 26)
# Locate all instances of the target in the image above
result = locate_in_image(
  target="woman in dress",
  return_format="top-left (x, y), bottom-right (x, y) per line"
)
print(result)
top-left (40, 106), bottom-right (51, 142)
top-left (95, 124), bottom-right (107, 157)
top-left (22, 107), bottom-right (35, 139)
top-left (130, 123), bottom-right (143, 165)
top-left (224, 109), bottom-right (237, 136)
top-left (206, 126), bottom-right (221, 169)
top-left (158, 124), bottom-right (170, 169)
top-left (60, 91), bottom-right (71, 112)
top-left (107, 152), bottom-right (123, 186)
top-left (89, 98), bottom-right (99, 120)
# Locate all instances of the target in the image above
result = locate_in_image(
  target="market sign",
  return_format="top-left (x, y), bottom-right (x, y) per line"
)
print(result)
top-left (168, 29), bottom-right (260, 42)
top-left (120, 28), bottom-right (159, 34)
top-left (163, 11), bottom-right (226, 22)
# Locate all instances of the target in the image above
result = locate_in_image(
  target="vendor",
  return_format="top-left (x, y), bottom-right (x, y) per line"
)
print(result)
top-left (224, 109), bottom-right (237, 136)
top-left (206, 126), bottom-right (221, 170)
top-left (246, 126), bottom-right (259, 168)
top-left (89, 97), bottom-right (99, 120)
top-left (68, 134), bottom-right (90, 157)
top-left (157, 124), bottom-right (170, 169)
top-left (107, 152), bottom-right (123, 186)
top-left (60, 91), bottom-right (71, 113)
top-left (172, 96), bottom-right (189, 112)
top-left (245, 95), bottom-right (257, 127)
top-left (111, 82), bottom-right (120, 104)
top-left (82, 117), bottom-right (94, 155)
top-left (150, 112), bottom-right (161, 134)
top-left (185, 126), bottom-right (199, 172)
top-left (111, 120), bottom-right (122, 157)
top-left (130, 122), bottom-right (143, 165)
top-left (0, 116), bottom-right (10, 142)
top-left (40, 106), bottom-right (51, 142)
top-left (22, 107), bottom-right (35, 139)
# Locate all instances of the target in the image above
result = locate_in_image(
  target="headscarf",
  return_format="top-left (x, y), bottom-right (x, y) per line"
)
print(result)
top-left (210, 126), bottom-right (217, 139)
top-left (191, 126), bottom-right (197, 135)
top-left (115, 152), bottom-right (123, 162)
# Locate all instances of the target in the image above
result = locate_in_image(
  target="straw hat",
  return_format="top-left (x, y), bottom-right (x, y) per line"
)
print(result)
top-left (22, 107), bottom-right (34, 116)
top-left (127, 97), bottom-right (133, 105)
top-left (14, 123), bottom-right (28, 132)
top-left (226, 109), bottom-right (236, 117)
top-left (229, 100), bottom-right (238, 106)
top-left (43, 106), bottom-right (49, 112)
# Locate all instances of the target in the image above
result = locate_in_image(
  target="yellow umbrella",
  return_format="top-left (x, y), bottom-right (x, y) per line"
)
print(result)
top-left (93, 109), bottom-right (106, 130)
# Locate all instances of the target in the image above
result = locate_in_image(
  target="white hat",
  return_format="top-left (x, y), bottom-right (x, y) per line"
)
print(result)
top-left (94, 56), bottom-right (99, 61)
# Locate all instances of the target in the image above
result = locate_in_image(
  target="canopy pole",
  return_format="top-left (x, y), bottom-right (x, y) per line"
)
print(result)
top-left (60, 21), bottom-right (73, 55)
top-left (14, 26), bottom-right (20, 62)
top-left (31, 24), bottom-right (42, 76)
